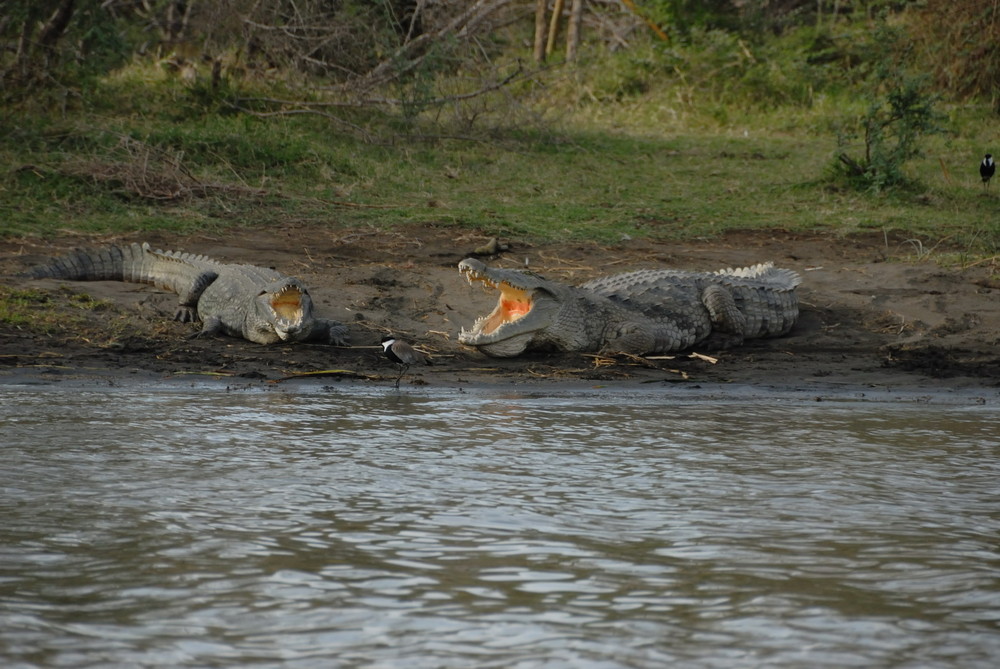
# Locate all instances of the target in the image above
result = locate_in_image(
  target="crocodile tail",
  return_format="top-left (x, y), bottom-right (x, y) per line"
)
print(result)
top-left (23, 243), bottom-right (217, 296)
top-left (24, 243), bottom-right (151, 282)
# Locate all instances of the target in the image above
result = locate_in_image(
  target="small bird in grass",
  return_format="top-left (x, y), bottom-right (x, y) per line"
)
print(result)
top-left (980, 154), bottom-right (995, 191)
top-left (381, 335), bottom-right (432, 388)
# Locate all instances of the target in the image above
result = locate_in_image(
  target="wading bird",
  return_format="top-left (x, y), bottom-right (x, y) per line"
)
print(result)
top-left (980, 154), bottom-right (995, 191)
top-left (381, 335), bottom-right (432, 388)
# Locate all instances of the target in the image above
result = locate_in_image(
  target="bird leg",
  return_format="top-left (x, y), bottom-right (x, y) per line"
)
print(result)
top-left (394, 363), bottom-right (410, 389)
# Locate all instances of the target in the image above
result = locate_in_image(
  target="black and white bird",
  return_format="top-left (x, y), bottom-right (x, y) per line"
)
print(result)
top-left (381, 335), bottom-right (432, 388)
top-left (980, 154), bottom-right (995, 191)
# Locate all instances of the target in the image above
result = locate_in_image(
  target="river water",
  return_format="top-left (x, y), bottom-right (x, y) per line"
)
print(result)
top-left (1, 384), bottom-right (999, 668)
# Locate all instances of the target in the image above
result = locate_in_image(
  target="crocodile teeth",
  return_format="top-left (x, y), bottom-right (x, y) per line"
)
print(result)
top-left (461, 269), bottom-right (498, 292)
top-left (271, 285), bottom-right (304, 323)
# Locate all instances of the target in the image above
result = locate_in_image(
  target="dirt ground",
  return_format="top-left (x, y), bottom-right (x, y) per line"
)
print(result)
top-left (1, 225), bottom-right (999, 395)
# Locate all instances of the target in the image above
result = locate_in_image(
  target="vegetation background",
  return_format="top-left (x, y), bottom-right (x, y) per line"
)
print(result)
top-left (2, 0), bottom-right (999, 260)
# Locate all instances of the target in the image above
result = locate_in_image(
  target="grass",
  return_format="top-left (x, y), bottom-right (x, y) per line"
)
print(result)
top-left (0, 287), bottom-right (54, 328)
top-left (2, 50), bottom-right (1000, 256)
top-left (0, 285), bottom-right (109, 333)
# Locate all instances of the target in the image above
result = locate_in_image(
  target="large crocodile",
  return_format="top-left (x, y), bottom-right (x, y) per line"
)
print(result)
top-left (26, 243), bottom-right (349, 345)
top-left (457, 258), bottom-right (800, 357)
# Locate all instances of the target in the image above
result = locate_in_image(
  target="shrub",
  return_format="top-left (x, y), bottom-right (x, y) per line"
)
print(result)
top-left (831, 24), bottom-right (946, 192)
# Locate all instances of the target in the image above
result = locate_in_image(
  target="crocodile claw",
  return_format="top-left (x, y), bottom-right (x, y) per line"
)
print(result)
top-left (173, 305), bottom-right (199, 323)
top-left (327, 324), bottom-right (350, 346)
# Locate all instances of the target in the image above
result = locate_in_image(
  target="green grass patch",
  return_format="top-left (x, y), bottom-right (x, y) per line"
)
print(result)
top-left (0, 286), bottom-right (60, 331)
top-left (0, 286), bottom-right (110, 332)
top-left (3, 36), bottom-right (1000, 256)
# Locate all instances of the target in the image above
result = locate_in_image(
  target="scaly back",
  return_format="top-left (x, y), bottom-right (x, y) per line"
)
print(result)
top-left (581, 262), bottom-right (800, 295)
top-left (713, 262), bottom-right (801, 290)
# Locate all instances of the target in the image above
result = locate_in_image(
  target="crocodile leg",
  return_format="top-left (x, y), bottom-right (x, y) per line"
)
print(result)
top-left (301, 318), bottom-right (350, 346)
top-left (701, 284), bottom-right (747, 348)
top-left (171, 270), bottom-right (219, 323)
top-left (601, 321), bottom-right (658, 355)
top-left (187, 315), bottom-right (225, 339)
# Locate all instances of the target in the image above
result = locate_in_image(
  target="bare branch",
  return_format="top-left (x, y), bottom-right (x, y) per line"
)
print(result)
top-left (352, 0), bottom-right (512, 93)
top-left (38, 0), bottom-right (77, 50)
top-left (233, 61), bottom-right (527, 120)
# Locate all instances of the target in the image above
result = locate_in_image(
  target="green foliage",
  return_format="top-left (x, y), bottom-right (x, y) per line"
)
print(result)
top-left (67, 292), bottom-right (110, 311)
top-left (393, 35), bottom-right (462, 121)
top-left (1, 0), bottom-right (132, 102)
top-left (0, 287), bottom-right (53, 329)
top-left (568, 22), bottom-right (866, 115)
top-left (2, 7), bottom-right (999, 257)
top-left (831, 25), bottom-right (947, 192)
top-left (6, 96), bottom-right (999, 254)
top-left (580, 47), bottom-right (659, 103)
top-left (637, 0), bottom-right (746, 35)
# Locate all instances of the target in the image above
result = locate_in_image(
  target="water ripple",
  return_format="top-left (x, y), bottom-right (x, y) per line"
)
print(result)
top-left (1, 388), bottom-right (999, 667)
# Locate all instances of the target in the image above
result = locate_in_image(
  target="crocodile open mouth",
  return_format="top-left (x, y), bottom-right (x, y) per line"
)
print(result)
top-left (460, 267), bottom-right (534, 336)
top-left (270, 285), bottom-right (305, 322)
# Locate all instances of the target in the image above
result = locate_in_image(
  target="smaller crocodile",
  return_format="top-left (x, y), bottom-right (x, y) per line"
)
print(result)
top-left (457, 258), bottom-right (800, 357)
top-left (26, 243), bottom-right (349, 345)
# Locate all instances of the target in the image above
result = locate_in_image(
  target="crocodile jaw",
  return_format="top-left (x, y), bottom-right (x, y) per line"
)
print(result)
top-left (256, 282), bottom-right (311, 342)
top-left (458, 260), bottom-right (557, 357)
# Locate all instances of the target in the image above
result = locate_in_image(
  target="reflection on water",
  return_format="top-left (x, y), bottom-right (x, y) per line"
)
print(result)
top-left (1, 387), bottom-right (999, 668)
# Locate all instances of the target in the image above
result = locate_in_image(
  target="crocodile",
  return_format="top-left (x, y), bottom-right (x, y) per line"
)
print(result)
top-left (25, 243), bottom-right (349, 345)
top-left (457, 258), bottom-right (800, 357)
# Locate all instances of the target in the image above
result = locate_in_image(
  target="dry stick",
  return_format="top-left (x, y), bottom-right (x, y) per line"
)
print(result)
top-left (226, 105), bottom-right (373, 141)
top-left (348, 0), bottom-right (512, 93)
top-left (566, 0), bottom-right (584, 61)
top-left (962, 255), bottom-right (1000, 269)
top-left (533, 0), bottom-right (547, 62)
top-left (938, 157), bottom-right (953, 185)
top-left (232, 64), bottom-right (524, 125)
top-left (358, 64), bottom-right (524, 107)
top-left (546, 0), bottom-right (566, 56)
top-left (619, 0), bottom-right (670, 41)
top-left (405, 0), bottom-right (429, 44)
top-left (307, 197), bottom-right (399, 210)
top-left (37, 0), bottom-right (75, 50)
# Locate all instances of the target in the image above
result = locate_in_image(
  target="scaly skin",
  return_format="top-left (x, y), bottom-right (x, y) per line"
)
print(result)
top-left (457, 258), bottom-right (800, 357)
top-left (26, 243), bottom-right (349, 345)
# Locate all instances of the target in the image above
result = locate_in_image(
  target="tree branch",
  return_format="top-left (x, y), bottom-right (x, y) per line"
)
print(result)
top-left (38, 0), bottom-right (77, 49)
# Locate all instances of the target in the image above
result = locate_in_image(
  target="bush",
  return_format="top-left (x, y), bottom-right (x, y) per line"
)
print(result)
top-left (831, 24), bottom-right (946, 192)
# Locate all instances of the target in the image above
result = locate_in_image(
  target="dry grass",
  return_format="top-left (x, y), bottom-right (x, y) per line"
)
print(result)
top-left (59, 135), bottom-right (267, 202)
